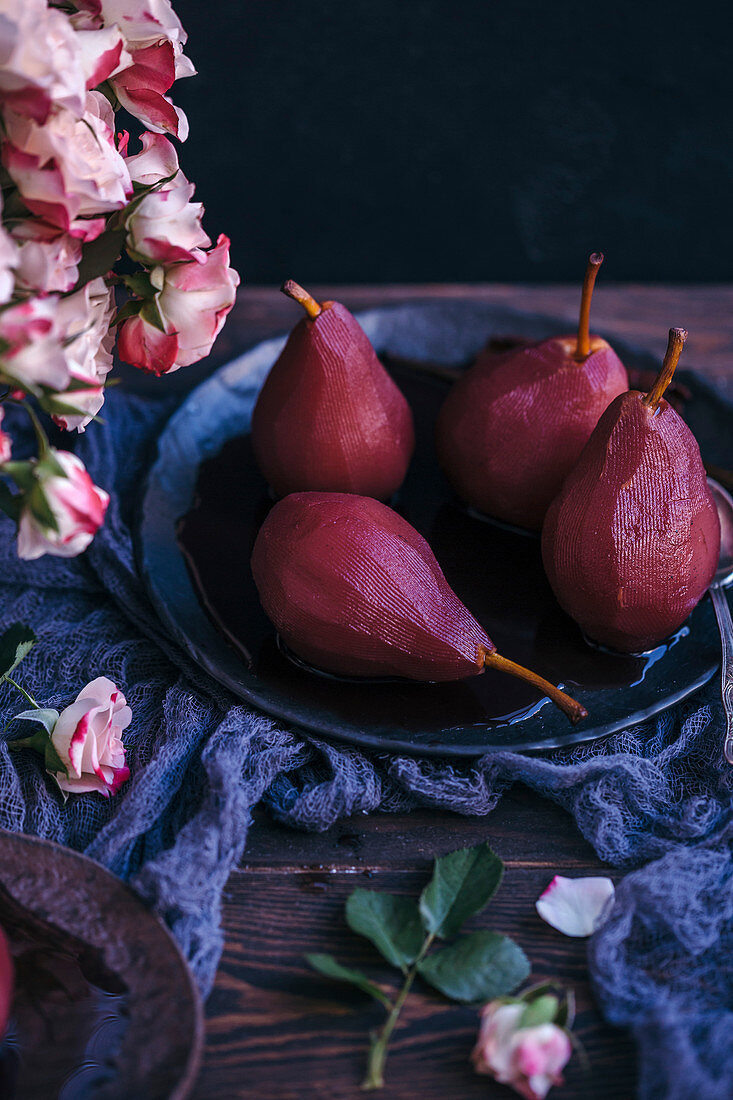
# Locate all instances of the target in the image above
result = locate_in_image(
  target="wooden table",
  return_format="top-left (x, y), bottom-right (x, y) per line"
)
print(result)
top-left (187, 285), bottom-right (733, 1100)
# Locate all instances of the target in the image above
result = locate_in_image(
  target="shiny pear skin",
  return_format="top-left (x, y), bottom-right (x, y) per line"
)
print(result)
top-left (251, 492), bottom-right (493, 681)
top-left (251, 303), bottom-right (415, 500)
top-left (436, 336), bottom-right (629, 530)
top-left (541, 391), bottom-right (720, 652)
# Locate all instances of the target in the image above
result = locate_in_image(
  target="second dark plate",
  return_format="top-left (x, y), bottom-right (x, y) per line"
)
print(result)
top-left (138, 301), bottom-right (727, 756)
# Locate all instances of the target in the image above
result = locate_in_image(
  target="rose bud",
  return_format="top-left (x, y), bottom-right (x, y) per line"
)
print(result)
top-left (16, 449), bottom-right (108, 560)
top-left (49, 676), bottom-right (131, 797)
top-left (472, 996), bottom-right (573, 1100)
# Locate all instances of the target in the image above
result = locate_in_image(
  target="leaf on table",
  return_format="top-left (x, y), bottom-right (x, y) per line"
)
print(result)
top-left (0, 624), bottom-right (36, 682)
top-left (305, 953), bottom-right (392, 1009)
top-left (419, 842), bottom-right (503, 939)
top-left (417, 930), bottom-right (530, 1003)
top-left (345, 889), bottom-right (424, 973)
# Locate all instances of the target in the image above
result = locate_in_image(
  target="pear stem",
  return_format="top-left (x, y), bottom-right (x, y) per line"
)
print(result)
top-left (483, 650), bottom-right (588, 724)
top-left (575, 252), bottom-right (604, 361)
top-left (281, 280), bottom-right (322, 320)
top-left (642, 327), bottom-right (688, 411)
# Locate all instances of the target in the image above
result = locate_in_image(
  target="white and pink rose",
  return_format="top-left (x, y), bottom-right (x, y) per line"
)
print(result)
top-left (2, 90), bottom-right (132, 237)
top-left (51, 277), bottom-right (116, 431)
top-left (12, 222), bottom-right (82, 294)
top-left (17, 449), bottom-right (109, 560)
top-left (49, 676), bottom-right (131, 797)
top-left (0, 297), bottom-right (71, 392)
top-left (472, 1001), bottom-right (573, 1100)
top-left (102, 0), bottom-right (195, 139)
top-left (0, 0), bottom-right (86, 123)
top-left (118, 234), bottom-right (239, 374)
top-left (125, 133), bottom-right (210, 264)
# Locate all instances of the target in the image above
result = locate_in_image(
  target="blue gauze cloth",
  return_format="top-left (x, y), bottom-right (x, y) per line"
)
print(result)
top-left (0, 389), bottom-right (731, 1100)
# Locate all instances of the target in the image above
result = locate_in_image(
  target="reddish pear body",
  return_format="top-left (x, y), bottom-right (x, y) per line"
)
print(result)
top-left (436, 336), bottom-right (629, 530)
top-left (541, 391), bottom-right (720, 652)
top-left (0, 924), bottom-right (13, 1037)
top-left (251, 302), bottom-right (415, 500)
top-left (251, 492), bottom-right (493, 681)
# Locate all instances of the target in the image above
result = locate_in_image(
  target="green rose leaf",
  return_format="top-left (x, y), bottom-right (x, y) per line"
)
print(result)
top-left (417, 930), bottom-right (530, 1003)
top-left (13, 708), bottom-right (59, 737)
top-left (0, 482), bottom-right (21, 523)
top-left (74, 225), bottom-right (126, 289)
top-left (345, 890), bottom-right (424, 973)
top-left (0, 624), bottom-right (36, 681)
top-left (419, 842), bottom-right (504, 939)
top-left (44, 737), bottom-right (68, 779)
top-left (306, 953), bottom-right (391, 1009)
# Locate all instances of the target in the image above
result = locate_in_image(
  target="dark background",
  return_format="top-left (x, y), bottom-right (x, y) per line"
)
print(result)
top-left (173, 0), bottom-right (731, 285)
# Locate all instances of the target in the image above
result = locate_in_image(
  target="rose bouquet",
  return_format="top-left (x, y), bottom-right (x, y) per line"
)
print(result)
top-left (0, 0), bottom-right (239, 560)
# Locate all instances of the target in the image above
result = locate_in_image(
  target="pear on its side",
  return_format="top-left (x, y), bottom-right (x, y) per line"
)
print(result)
top-left (251, 491), bottom-right (587, 723)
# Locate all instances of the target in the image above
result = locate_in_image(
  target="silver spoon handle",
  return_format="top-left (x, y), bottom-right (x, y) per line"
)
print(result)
top-left (710, 585), bottom-right (733, 764)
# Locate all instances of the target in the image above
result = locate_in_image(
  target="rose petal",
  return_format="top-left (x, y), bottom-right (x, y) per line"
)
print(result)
top-left (536, 875), bottom-right (615, 937)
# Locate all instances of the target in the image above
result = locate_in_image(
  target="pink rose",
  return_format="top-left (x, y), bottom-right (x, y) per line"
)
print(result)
top-left (99, 0), bottom-right (193, 68)
top-left (472, 1001), bottom-right (572, 1100)
top-left (0, 0), bottom-right (86, 123)
top-left (0, 408), bottom-right (11, 464)
top-left (116, 312), bottom-right (179, 375)
top-left (49, 676), bottom-right (131, 797)
top-left (126, 175), bottom-right (210, 265)
top-left (124, 132), bottom-right (210, 264)
top-left (76, 26), bottom-right (132, 90)
top-left (50, 278), bottom-right (115, 431)
top-left (118, 235), bottom-right (239, 373)
top-left (0, 298), bottom-right (71, 392)
top-left (0, 192), bottom-right (19, 303)
top-left (124, 130), bottom-right (179, 186)
top-left (12, 222), bottom-right (82, 294)
top-left (2, 91), bottom-right (132, 236)
top-left (0, 227), bottom-right (18, 305)
top-left (17, 449), bottom-right (109, 560)
top-left (101, 0), bottom-right (195, 139)
top-left (113, 41), bottom-right (188, 141)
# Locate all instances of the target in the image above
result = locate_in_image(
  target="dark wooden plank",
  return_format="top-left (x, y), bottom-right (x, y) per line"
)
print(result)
top-left (121, 284), bottom-right (733, 398)
top-left (196, 868), bottom-right (634, 1100)
top-left (244, 786), bottom-right (602, 870)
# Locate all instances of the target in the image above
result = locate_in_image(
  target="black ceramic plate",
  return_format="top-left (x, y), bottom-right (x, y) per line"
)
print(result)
top-left (138, 301), bottom-right (729, 756)
top-left (0, 830), bottom-right (203, 1099)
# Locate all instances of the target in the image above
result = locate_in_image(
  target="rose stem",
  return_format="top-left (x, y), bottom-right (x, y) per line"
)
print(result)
top-left (483, 651), bottom-right (588, 724)
top-left (642, 327), bottom-right (688, 411)
top-left (575, 252), bottom-right (604, 360)
top-left (281, 279), bottom-right (322, 320)
top-left (362, 932), bottom-right (436, 1090)
top-left (3, 675), bottom-right (40, 709)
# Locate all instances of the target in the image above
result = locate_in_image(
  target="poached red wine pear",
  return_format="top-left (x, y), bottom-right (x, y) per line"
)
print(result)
top-left (542, 328), bottom-right (720, 653)
top-left (251, 492), bottom-right (587, 723)
top-left (251, 281), bottom-right (415, 500)
top-left (436, 253), bottom-right (629, 530)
